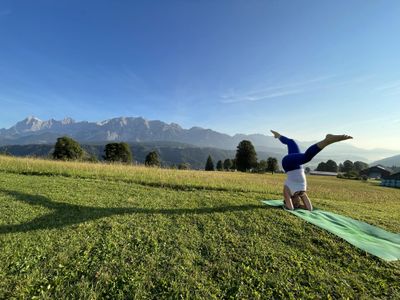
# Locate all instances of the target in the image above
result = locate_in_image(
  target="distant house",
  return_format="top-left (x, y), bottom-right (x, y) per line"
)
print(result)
top-left (359, 165), bottom-right (392, 179)
top-left (381, 172), bottom-right (400, 188)
top-left (309, 171), bottom-right (338, 176)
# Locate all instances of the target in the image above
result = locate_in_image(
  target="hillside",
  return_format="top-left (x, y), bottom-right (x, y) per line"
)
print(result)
top-left (372, 154), bottom-right (400, 168)
top-left (0, 156), bottom-right (399, 299)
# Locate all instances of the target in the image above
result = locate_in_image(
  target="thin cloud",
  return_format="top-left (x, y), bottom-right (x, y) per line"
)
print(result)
top-left (220, 75), bottom-right (335, 104)
top-left (243, 75), bottom-right (336, 98)
top-left (220, 74), bottom-right (374, 104)
top-left (221, 89), bottom-right (304, 103)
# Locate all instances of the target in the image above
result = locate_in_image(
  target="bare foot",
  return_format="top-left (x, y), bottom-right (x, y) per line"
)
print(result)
top-left (270, 130), bottom-right (281, 139)
top-left (317, 134), bottom-right (353, 148)
top-left (325, 134), bottom-right (353, 143)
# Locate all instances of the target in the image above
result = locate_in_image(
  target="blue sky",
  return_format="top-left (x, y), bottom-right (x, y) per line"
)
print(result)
top-left (0, 1), bottom-right (399, 149)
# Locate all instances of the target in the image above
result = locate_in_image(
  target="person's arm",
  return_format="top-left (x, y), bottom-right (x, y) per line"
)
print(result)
top-left (283, 185), bottom-right (294, 210)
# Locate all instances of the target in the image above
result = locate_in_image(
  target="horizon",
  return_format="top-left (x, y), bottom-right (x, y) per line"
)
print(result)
top-left (1, 1), bottom-right (400, 150)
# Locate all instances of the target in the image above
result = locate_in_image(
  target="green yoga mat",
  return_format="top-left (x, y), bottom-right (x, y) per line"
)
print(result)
top-left (262, 200), bottom-right (400, 261)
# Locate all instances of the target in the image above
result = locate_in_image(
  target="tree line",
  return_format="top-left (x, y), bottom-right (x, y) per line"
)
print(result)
top-left (314, 159), bottom-right (369, 179)
top-left (52, 136), bottom-right (161, 166)
top-left (315, 159), bottom-right (368, 173)
top-left (32, 136), bottom-right (370, 176)
top-left (205, 140), bottom-right (279, 173)
top-left (52, 136), bottom-right (280, 172)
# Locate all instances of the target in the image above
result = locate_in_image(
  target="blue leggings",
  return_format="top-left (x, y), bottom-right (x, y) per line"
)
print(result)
top-left (280, 136), bottom-right (322, 172)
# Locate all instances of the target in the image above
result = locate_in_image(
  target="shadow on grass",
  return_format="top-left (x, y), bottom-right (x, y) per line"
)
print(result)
top-left (0, 189), bottom-right (270, 234)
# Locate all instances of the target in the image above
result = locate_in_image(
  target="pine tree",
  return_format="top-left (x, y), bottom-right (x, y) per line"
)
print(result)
top-left (216, 160), bottom-right (223, 171)
top-left (205, 155), bottom-right (215, 171)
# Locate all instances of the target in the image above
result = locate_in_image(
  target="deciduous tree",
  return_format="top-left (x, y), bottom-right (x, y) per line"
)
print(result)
top-left (223, 159), bottom-right (232, 170)
top-left (145, 151), bottom-right (160, 167)
top-left (325, 159), bottom-right (338, 172)
top-left (266, 157), bottom-right (279, 174)
top-left (235, 140), bottom-right (257, 172)
top-left (341, 160), bottom-right (354, 173)
top-left (104, 142), bottom-right (132, 163)
top-left (353, 161), bottom-right (369, 173)
top-left (53, 136), bottom-right (84, 160)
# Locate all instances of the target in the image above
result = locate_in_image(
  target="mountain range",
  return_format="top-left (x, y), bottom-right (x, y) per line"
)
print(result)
top-left (0, 116), bottom-right (398, 165)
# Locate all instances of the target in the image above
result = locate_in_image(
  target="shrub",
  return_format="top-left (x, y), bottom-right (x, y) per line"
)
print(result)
top-left (178, 163), bottom-right (190, 170)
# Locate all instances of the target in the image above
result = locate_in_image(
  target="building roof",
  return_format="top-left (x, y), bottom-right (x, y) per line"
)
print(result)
top-left (309, 171), bottom-right (338, 176)
top-left (384, 172), bottom-right (400, 180)
top-left (374, 165), bottom-right (394, 173)
top-left (360, 165), bottom-right (392, 175)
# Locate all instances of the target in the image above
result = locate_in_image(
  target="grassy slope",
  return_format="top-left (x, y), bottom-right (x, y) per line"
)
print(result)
top-left (0, 156), bottom-right (399, 299)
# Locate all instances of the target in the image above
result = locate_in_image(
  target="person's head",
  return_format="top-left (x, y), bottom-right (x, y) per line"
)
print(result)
top-left (291, 191), bottom-right (305, 208)
top-left (291, 194), bottom-right (301, 208)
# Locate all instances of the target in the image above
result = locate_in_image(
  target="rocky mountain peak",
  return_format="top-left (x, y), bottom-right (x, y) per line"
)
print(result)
top-left (13, 116), bottom-right (44, 133)
top-left (61, 117), bottom-right (75, 125)
top-left (24, 116), bottom-right (42, 124)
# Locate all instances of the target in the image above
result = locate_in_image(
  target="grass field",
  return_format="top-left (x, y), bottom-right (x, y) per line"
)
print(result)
top-left (0, 155), bottom-right (399, 299)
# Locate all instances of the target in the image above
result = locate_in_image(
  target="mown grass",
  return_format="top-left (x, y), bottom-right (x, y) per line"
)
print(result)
top-left (0, 155), bottom-right (399, 299)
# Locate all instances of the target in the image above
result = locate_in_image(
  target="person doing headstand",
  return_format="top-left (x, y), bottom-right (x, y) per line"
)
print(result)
top-left (271, 130), bottom-right (352, 211)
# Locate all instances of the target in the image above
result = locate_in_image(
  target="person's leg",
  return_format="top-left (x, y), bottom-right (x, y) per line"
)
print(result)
top-left (271, 130), bottom-right (302, 172)
top-left (271, 130), bottom-right (301, 154)
top-left (282, 153), bottom-right (303, 172)
top-left (280, 136), bottom-right (301, 154)
top-left (283, 185), bottom-right (294, 210)
top-left (301, 144), bottom-right (322, 164)
top-left (286, 134), bottom-right (354, 166)
top-left (317, 134), bottom-right (353, 149)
